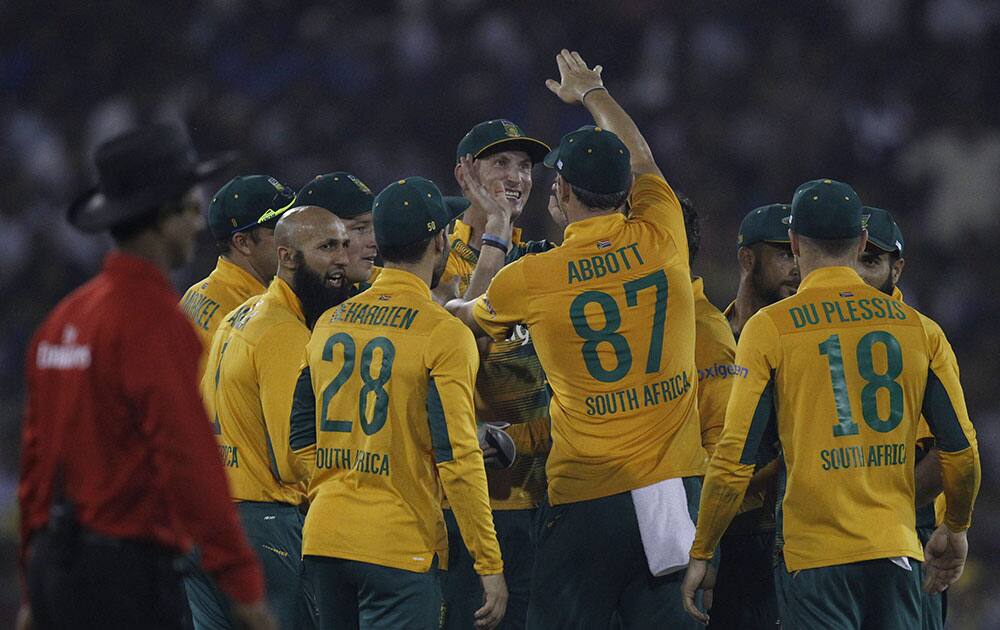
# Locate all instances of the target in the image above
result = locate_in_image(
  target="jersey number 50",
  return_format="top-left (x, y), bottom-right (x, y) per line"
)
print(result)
top-left (320, 333), bottom-right (396, 436)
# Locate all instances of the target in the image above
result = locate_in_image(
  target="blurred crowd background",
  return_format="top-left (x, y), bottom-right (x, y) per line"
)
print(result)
top-left (2, 0), bottom-right (999, 626)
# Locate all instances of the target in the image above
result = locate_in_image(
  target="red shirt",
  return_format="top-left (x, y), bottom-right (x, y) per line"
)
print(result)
top-left (19, 251), bottom-right (264, 604)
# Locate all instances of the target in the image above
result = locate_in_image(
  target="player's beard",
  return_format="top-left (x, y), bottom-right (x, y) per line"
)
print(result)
top-left (750, 259), bottom-right (786, 307)
top-left (430, 244), bottom-right (449, 290)
top-left (877, 272), bottom-right (895, 296)
top-left (293, 252), bottom-right (353, 329)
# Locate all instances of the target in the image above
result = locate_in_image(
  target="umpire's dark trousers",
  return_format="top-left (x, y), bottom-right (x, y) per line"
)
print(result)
top-left (27, 528), bottom-right (189, 630)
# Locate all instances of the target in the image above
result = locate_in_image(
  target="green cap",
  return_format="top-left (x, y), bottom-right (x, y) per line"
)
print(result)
top-left (862, 206), bottom-right (904, 255)
top-left (543, 125), bottom-right (631, 194)
top-left (737, 204), bottom-right (792, 248)
top-left (209, 175), bottom-right (297, 239)
top-left (297, 172), bottom-right (375, 219)
top-left (373, 177), bottom-right (470, 250)
top-left (456, 119), bottom-right (550, 163)
top-left (790, 178), bottom-right (863, 239)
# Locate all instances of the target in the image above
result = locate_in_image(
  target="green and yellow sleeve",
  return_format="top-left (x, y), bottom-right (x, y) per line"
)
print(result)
top-left (425, 318), bottom-right (503, 575)
top-left (920, 316), bottom-right (980, 532)
top-left (628, 174), bottom-right (687, 264)
top-left (691, 312), bottom-right (780, 560)
top-left (473, 260), bottom-right (529, 343)
top-left (289, 360), bottom-right (317, 479)
top-left (257, 322), bottom-right (312, 484)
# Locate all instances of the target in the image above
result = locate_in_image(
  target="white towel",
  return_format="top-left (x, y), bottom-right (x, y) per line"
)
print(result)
top-left (630, 477), bottom-right (696, 577)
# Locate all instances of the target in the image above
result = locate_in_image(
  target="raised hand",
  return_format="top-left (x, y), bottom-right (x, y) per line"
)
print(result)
top-left (545, 49), bottom-right (604, 104)
top-left (457, 154), bottom-right (515, 222)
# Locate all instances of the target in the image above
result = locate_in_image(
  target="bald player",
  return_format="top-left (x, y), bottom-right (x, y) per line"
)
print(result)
top-left (450, 50), bottom-right (705, 627)
top-left (683, 179), bottom-right (981, 629)
top-left (298, 172), bottom-right (380, 293)
top-left (181, 175), bottom-right (298, 376)
top-left (710, 204), bottom-right (799, 629)
top-left (186, 207), bottom-right (352, 629)
top-left (290, 177), bottom-right (506, 629)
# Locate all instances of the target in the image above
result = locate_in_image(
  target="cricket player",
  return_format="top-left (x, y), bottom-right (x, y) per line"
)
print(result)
top-left (682, 179), bottom-right (981, 629)
top-left (187, 206), bottom-right (352, 629)
top-left (856, 206), bottom-right (945, 630)
top-left (180, 174), bottom-right (298, 374)
top-left (436, 119), bottom-right (553, 630)
top-left (681, 195), bottom-right (737, 459)
top-left (297, 172), bottom-right (380, 292)
top-left (290, 177), bottom-right (507, 629)
top-left (710, 203), bottom-right (799, 629)
top-left (450, 50), bottom-right (705, 628)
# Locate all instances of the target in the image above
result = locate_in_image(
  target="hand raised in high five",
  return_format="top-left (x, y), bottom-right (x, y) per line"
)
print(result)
top-left (545, 49), bottom-right (605, 104)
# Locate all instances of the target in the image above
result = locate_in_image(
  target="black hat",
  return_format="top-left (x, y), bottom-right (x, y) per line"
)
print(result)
top-left (373, 177), bottom-right (470, 250)
top-left (789, 179), bottom-right (863, 239)
top-left (297, 172), bottom-right (375, 220)
top-left (737, 204), bottom-right (792, 248)
top-left (68, 124), bottom-right (236, 233)
top-left (543, 125), bottom-right (631, 194)
top-left (455, 119), bottom-right (550, 164)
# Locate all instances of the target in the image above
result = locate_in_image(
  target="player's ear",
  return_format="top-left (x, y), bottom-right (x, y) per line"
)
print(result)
top-left (857, 230), bottom-right (869, 255)
top-left (435, 229), bottom-right (448, 254)
top-left (230, 231), bottom-right (252, 256)
top-left (737, 246), bottom-right (755, 273)
top-left (891, 257), bottom-right (905, 285)
top-left (789, 231), bottom-right (801, 258)
top-left (277, 245), bottom-right (297, 271)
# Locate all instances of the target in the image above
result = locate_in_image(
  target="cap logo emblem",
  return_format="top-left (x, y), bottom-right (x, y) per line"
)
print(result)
top-left (348, 174), bottom-right (372, 194)
top-left (267, 177), bottom-right (283, 190)
top-left (501, 120), bottom-right (522, 137)
top-left (781, 216), bottom-right (791, 225)
top-left (427, 220), bottom-right (436, 231)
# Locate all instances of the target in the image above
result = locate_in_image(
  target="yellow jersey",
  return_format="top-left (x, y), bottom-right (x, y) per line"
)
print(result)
top-left (692, 277), bottom-right (737, 456)
top-left (692, 266), bottom-right (981, 571)
top-left (291, 268), bottom-right (502, 575)
top-left (181, 257), bottom-right (266, 379)
top-left (443, 219), bottom-right (553, 510)
top-left (474, 173), bottom-right (705, 506)
top-left (201, 277), bottom-right (309, 506)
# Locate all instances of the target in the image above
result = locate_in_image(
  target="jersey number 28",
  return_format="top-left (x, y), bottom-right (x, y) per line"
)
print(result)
top-left (319, 333), bottom-right (395, 436)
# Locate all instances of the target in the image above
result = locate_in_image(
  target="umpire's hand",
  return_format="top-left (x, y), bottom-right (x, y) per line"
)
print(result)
top-left (232, 600), bottom-right (279, 630)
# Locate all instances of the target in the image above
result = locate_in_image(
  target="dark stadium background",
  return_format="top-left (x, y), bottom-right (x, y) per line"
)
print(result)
top-left (2, 1), bottom-right (998, 627)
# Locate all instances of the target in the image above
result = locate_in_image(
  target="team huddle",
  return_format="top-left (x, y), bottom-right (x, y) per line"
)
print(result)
top-left (19, 51), bottom-right (980, 630)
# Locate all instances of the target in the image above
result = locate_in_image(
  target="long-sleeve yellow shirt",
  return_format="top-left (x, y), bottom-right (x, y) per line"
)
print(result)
top-left (290, 268), bottom-right (502, 575)
top-left (473, 173), bottom-right (706, 506)
top-left (692, 277), bottom-right (737, 457)
top-left (181, 257), bottom-right (266, 380)
top-left (441, 219), bottom-right (553, 510)
top-left (201, 277), bottom-right (310, 506)
top-left (692, 266), bottom-right (981, 571)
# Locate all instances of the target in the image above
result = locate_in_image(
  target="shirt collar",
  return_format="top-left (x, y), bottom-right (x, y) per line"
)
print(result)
top-left (692, 276), bottom-right (706, 302)
top-left (213, 256), bottom-right (266, 293)
top-left (368, 267), bottom-right (432, 301)
top-left (267, 276), bottom-right (305, 324)
top-left (103, 251), bottom-right (174, 293)
top-left (892, 286), bottom-right (904, 301)
top-left (798, 266), bottom-right (866, 291)
top-left (562, 213), bottom-right (624, 246)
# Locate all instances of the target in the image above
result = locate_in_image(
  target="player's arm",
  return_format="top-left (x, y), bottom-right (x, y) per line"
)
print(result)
top-left (289, 363), bottom-right (317, 477)
top-left (920, 318), bottom-right (980, 531)
top-left (695, 332), bottom-right (737, 457)
top-left (123, 316), bottom-right (265, 606)
top-left (426, 319), bottom-right (508, 628)
top-left (258, 323), bottom-right (313, 484)
top-left (691, 313), bottom-right (780, 559)
top-left (918, 317), bottom-right (981, 592)
top-left (546, 49), bottom-right (659, 177)
top-left (682, 312), bottom-right (779, 624)
top-left (447, 259), bottom-right (529, 342)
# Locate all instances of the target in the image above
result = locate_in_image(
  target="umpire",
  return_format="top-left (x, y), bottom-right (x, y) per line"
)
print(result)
top-left (17, 124), bottom-right (275, 630)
